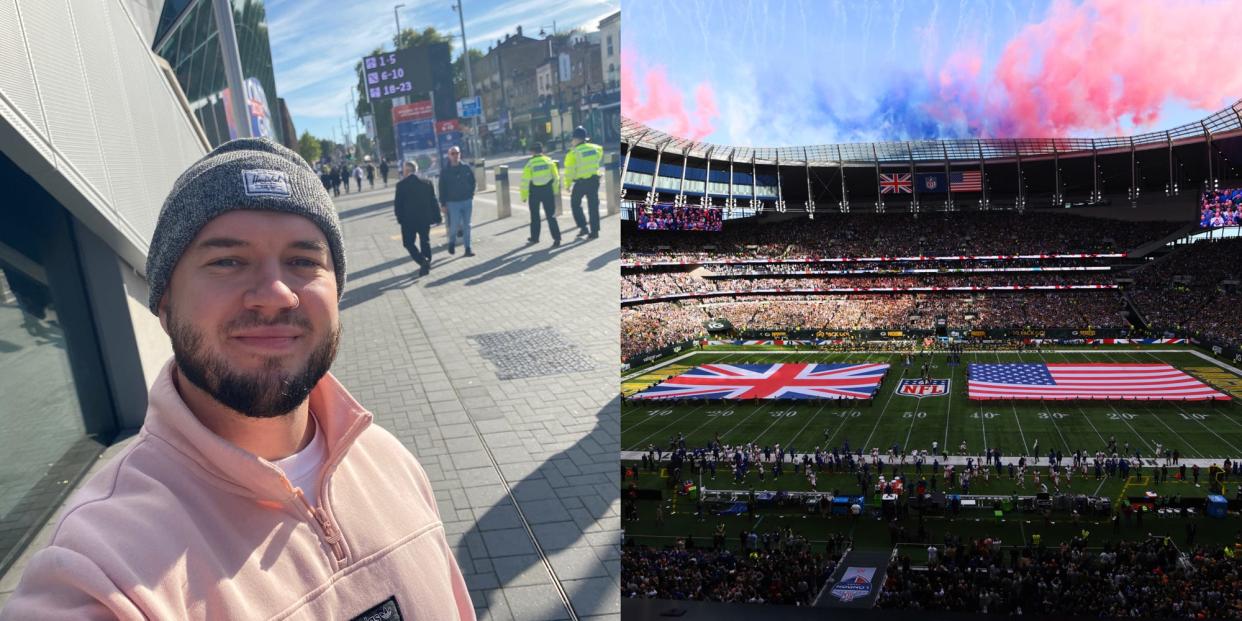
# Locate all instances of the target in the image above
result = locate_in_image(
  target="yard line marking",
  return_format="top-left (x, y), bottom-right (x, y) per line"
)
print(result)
top-left (998, 351), bottom-right (1028, 456)
top-left (1136, 350), bottom-right (1242, 429)
top-left (750, 401), bottom-right (799, 447)
top-left (1118, 351), bottom-right (1241, 455)
top-left (795, 351), bottom-right (876, 452)
top-left (1097, 351), bottom-right (1202, 458)
top-left (784, 402), bottom-right (829, 450)
top-left (1091, 477), bottom-right (1108, 497)
top-left (944, 353), bottom-right (959, 451)
top-left (717, 401), bottom-right (777, 443)
top-left (862, 365), bottom-right (904, 450)
top-left (1047, 352), bottom-right (1127, 454)
top-left (1032, 349), bottom-right (1082, 454)
top-left (626, 402), bottom-right (710, 450)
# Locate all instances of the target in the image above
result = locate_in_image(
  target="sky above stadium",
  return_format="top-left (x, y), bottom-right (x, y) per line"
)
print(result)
top-left (623, 0), bottom-right (1242, 147)
top-left (267, 0), bottom-right (618, 143)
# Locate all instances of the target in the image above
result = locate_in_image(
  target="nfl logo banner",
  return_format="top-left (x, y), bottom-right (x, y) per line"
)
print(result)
top-left (897, 378), bottom-right (949, 398)
top-left (831, 567), bottom-right (877, 602)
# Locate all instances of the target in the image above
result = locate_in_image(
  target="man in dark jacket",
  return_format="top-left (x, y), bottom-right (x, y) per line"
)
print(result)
top-left (394, 161), bottom-right (441, 275)
top-left (437, 146), bottom-right (477, 256)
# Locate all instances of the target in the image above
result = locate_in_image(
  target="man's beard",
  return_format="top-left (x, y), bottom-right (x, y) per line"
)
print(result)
top-left (168, 307), bottom-right (340, 418)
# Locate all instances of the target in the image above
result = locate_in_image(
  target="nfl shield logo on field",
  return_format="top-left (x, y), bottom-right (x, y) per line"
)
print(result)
top-left (897, 378), bottom-right (949, 398)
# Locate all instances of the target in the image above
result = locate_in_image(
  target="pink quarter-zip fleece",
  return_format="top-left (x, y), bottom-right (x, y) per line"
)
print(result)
top-left (0, 359), bottom-right (475, 620)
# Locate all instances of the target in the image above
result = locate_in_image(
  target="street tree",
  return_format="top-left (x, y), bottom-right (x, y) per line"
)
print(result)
top-left (297, 130), bottom-right (321, 163)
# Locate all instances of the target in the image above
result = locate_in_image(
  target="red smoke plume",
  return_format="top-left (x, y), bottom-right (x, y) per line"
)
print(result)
top-left (989, 0), bottom-right (1242, 136)
top-left (621, 50), bottom-right (719, 140)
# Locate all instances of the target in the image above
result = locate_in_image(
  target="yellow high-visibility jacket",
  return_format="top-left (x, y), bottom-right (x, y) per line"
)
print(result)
top-left (563, 141), bottom-right (603, 182)
top-left (521, 155), bottom-right (560, 201)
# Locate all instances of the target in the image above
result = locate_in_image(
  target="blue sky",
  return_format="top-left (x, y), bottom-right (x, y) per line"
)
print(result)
top-left (266, 0), bottom-right (619, 142)
top-left (623, 0), bottom-right (1242, 146)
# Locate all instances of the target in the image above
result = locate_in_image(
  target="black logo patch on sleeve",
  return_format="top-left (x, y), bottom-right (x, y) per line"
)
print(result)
top-left (351, 595), bottom-right (404, 621)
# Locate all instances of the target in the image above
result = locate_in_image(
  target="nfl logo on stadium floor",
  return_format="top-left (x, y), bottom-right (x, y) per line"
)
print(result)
top-left (897, 378), bottom-right (949, 398)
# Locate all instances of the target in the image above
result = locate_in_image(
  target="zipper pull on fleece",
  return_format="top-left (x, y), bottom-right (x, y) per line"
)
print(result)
top-left (293, 486), bottom-right (347, 562)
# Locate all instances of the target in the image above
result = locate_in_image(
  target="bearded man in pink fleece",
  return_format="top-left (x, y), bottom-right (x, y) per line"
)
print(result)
top-left (0, 138), bottom-right (475, 620)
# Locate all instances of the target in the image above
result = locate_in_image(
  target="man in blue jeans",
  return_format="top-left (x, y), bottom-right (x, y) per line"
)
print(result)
top-left (438, 146), bottom-right (477, 256)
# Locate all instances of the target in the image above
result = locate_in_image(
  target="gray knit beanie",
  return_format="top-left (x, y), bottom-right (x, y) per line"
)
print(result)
top-left (145, 138), bottom-right (345, 314)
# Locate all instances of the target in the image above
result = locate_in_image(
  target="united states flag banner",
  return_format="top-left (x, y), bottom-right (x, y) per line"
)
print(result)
top-left (632, 363), bottom-right (890, 401)
top-left (950, 170), bottom-right (982, 192)
top-left (967, 363), bottom-right (1230, 401)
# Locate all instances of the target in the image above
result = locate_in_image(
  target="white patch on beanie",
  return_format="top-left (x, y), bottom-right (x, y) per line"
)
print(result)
top-left (242, 170), bottom-right (291, 197)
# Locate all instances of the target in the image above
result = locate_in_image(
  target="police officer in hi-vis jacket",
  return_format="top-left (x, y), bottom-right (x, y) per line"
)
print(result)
top-left (563, 126), bottom-right (604, 239)
top-left (520, 142), bottom-right (562, 247)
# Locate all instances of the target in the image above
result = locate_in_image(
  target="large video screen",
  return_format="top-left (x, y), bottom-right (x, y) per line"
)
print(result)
top-left (1199, 188), bottom-right (1242, 228)
top-left (636, 204), bottom-right (723, 232)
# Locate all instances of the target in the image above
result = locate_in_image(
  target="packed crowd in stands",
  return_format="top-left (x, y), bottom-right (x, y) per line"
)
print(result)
top-left (621, 538), bottom-right (839, 606)
top-left (1200, 188), bottom-right (1242, 228)
top-left (878, 535), bottom-right (1242, 618)
top-left (636, 204), bottom-right (723, 232)
top-left (620, 293), bottom-right (1128, 359)
top-left (621, 272), bottom-right (1115, 300)
top-left (1130, 238), bottom-right (1242, 350)
top-left (623, 212), bottom-right (1182, 263)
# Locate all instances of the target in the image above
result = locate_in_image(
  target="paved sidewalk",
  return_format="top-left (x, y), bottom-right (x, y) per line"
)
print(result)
top-left (330, 177), bottom-right (620, 620)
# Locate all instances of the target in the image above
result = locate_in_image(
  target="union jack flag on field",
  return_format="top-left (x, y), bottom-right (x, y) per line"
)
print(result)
top-left (631, 363), bottom-right (890, 401)
top-left (879, 173), bottom-right (912, 194)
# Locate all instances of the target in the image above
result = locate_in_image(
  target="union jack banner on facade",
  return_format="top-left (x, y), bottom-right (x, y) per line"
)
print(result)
top-left (879, 173), bottom-right (912, 194)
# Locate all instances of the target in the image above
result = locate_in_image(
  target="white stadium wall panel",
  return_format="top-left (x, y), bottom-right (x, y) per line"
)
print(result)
top-left (0, 0), bottom-right (209, 272)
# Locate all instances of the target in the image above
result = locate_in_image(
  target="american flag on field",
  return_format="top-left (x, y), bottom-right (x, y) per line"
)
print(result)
top-left (632, 363), bottom-right (890, 401)
top-left (950, 171), bottom-right (982, 192)
top-left (967, 363), bottom-right (1230, 401)
top-left (879, 173), bottom-right (912, 194)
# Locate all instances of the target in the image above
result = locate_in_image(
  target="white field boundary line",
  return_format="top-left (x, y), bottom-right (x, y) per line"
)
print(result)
top-left (623, 349), bottom-right (1241, 383)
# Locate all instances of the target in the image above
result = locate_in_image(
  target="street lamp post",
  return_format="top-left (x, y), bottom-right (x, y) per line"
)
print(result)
top-left (539, 23), bottom-right (563, 152)
top-left (451, 1), bottom-right (481, 158)
top-left (393, 4), bottom-right (405, 43)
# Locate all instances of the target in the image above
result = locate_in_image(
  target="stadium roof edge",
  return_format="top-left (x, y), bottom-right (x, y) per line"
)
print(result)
top-left (621, 99), bottom-right (1242, 165)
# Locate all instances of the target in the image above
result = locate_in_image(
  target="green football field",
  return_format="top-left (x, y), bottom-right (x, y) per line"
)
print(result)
top-left (621, 347), bottom-right (1242, 460)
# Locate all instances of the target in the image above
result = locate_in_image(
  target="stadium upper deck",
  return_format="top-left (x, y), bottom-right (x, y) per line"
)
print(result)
top-left (620, 100), bottom-right (1242, 215)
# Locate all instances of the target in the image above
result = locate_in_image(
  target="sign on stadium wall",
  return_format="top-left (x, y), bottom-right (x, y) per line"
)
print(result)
top-left (624, 339), bottom-right (699, 367)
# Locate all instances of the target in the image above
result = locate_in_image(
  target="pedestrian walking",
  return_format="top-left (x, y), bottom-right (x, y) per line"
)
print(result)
top-left (438, 146), bottom-right (477, 257)
top-left (380, 158), bottom-right (390, 186)
top-left (366, 162), bottom-right (375, 189)
top-left (394, 160), bottom-right (441, 276)
top-left (0, 138), bottom-right (473, 619)
top-left (564, 126), bottom-right (603, 239)
top-left (520, 142), bottom-right (562, 247)
top-left (353, 165), bottom-right (363, 192)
